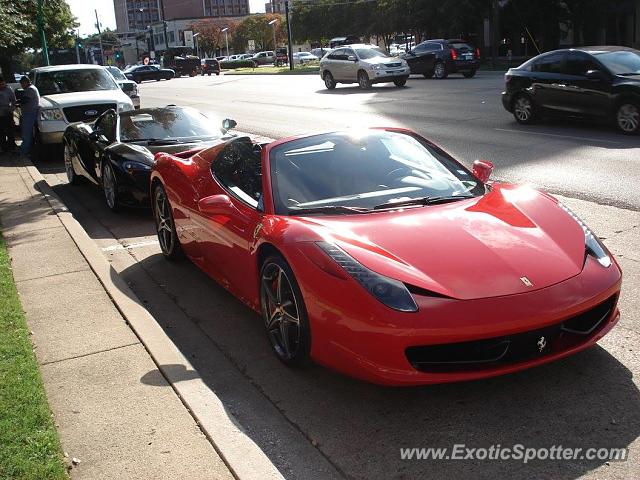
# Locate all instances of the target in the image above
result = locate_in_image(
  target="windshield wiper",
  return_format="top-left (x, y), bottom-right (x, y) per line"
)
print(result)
top-left (373, 195), bottom-right (473, 210)
top-left (289, 205), bottom-right (371, 215)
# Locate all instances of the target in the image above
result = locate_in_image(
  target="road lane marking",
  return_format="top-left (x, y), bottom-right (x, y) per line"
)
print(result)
top-left (102, 240), bottom-right (159, 252)
top-left (494, 128), bottom-right (623, 145)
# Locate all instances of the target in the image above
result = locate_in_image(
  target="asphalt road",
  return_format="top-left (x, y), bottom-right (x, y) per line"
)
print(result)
top-left (137, 72), bottom-right (640, 210)
top-left (33, 72), bottom-right (640, 480)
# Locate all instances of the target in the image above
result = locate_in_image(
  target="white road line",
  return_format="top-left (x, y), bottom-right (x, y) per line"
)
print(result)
top-left (102, 240), bottom-right (159, 252)
top-left (494, 128), bottom-right (623, 145)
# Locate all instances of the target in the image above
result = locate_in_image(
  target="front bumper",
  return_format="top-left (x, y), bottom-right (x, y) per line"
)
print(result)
top-left (292, 248), bottom-right (622, 386)
top-left (369, 67), bottom-right (410, 83)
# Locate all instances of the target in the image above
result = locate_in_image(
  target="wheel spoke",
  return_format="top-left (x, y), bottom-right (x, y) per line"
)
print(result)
top-left (279, 319), bottom-right (291, 356)
top-left (262, 277), bottom-right (277, 303)
top-left (276, 269), bottom-right (283, 303)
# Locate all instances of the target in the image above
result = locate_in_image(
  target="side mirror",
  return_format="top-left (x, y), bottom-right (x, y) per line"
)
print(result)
top-left (198, 194), bottom-right (233, 215)
top-left (347, 55), bottom-right (357, 62)
top-left (222, 118), bottom-right (237, 131)
top-left (472, 159), bottom-right (494, 183)
top-left (585, 69), bottom-right (605, 81)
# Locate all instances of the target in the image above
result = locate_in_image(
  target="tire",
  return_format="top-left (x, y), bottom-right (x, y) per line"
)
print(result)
top-left (323, 71), bottom-right (336, 90)
top-left (394, 78), bottom-right (407, 87)
top-left (433, 61), bottom-right (448, 79)
top-left (153, 184), bottom-right (184, 260)
top-left (260, 254), bottom-right (311, 366)
top-left (463, 70), bottom-right (477, 78)
top-left (512, 93), bottom-right (536, 125)
top-left (423, 71), bottom-right (434, 79)
top-left (102, 162), bottom-right (120, 212)
top-left (63, 142), bottom-right (79, 185)
top-left (615, 101), bottom-right (640, 134)
top-left (358, 70), bottom-right (372, 89)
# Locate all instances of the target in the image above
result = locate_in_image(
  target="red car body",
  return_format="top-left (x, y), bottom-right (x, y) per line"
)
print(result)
top-left (151, 128), bottom-right (621, 386)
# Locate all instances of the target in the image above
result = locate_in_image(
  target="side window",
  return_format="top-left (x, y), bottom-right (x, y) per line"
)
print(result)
top-left (532, 52), bottom-right (565, 73)
top-left (344, 48), bottom-right (355, 59)
top-left (95, 112), bottom-right (116, 142)
top-left (565, 52), bottom-right (599, 76)
top-left (328, 48), bottom-right (346, 60)
top-left (211, 139), bottom-right (262, 208)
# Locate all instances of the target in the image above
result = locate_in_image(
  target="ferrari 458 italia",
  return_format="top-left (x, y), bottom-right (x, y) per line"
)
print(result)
top-left (150, 128), bottom-right (621, 385)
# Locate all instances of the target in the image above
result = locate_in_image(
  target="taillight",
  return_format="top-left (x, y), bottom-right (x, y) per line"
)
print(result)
top-left (475, 48), bottom-right (480, 58)
top-left (450, 49), bottom-right (458, 60)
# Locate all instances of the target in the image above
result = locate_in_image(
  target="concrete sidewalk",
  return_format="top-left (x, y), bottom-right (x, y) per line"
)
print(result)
top-left (0, 155), bottom-right (235, 479)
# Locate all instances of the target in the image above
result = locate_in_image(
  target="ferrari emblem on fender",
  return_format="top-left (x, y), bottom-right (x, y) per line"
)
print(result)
top-left (537, 336), bottom-right (547, 352)
top-left (253, 223), bottom-right (263, 240)
top-left (520, 276), bottom-right (533, 287)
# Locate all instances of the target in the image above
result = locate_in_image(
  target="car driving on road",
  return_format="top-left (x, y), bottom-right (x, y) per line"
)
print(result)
top-left (320, 44), bottom-right (410, 89)
top-left (502, 46), bottom-right (640, 134)
top-left (124, 64), bottom-right (175, 83)
top-left (401, 39), bottom-right (480, 79)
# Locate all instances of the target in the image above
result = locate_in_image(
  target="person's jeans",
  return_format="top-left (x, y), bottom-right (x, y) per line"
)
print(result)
top-left (20, 110), bottom-right (37, 155)
top-left (0, 113), bottom-right (16, 151)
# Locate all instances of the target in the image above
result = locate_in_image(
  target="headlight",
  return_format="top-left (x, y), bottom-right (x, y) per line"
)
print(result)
top-left (123, 161), bottom-right (151, 174)
top-left (40, 108), bottom-right (64, 121)
top-left (559, 203), bottom-right (611, 268)
top-left (372, 64), bottom-right (384, 70)
top-left (316, 242), bottom-right (418, 312)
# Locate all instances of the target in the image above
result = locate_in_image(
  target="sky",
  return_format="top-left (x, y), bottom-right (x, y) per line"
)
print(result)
top-left (65, 0), bottom-right (266, 36)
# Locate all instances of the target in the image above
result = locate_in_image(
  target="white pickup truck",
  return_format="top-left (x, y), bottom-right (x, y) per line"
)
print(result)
top-left (26, 64), bottom-right (134, 145)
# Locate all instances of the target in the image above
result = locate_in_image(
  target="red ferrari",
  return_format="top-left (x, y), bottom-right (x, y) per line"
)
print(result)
top-left (151, 128), bottom-right (621, 386)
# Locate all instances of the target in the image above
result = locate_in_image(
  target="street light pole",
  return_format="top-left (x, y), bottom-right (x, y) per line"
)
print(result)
top-left (268, 19), bottom-right (277, 53)
top-left (285, 1), bottom-right (293, 71)
top-left (37, 0), bottom-right (50, 66)
top-left (95, 9), bottom-right (105, 65)
top-left (193, 32), bottom-right (201, 59)
top-left (221, 28), bottom-right (229, 57)
top-left (159, 0), bottom-right (169, 54)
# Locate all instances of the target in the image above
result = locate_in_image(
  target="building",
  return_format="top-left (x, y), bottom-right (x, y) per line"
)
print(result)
top-left (113, 0), bottom-right (249, 33)
top-left (265, 0), bottom-right (285, 14)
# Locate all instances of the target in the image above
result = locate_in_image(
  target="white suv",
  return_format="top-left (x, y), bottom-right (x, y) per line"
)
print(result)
top-left (29, 64), bottom-right (134, 144)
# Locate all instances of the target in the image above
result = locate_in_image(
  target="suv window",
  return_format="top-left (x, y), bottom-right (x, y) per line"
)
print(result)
top-left (565, 52), bottom-right (599, 76)
top-left (532, 51), bottom-right (566, 73)
top-left (327, 48), bottom-right (347, 60)
top-left (211, 138), bottom-right (262, 208)
top-left (415, 42), bottom-right (440, 53)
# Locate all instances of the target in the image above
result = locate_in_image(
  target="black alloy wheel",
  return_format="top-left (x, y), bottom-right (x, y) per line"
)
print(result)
top-left (153, 184), bottom-right (183, 260)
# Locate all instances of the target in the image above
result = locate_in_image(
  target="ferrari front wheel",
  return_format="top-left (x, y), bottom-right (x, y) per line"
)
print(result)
top-left (260, 255), bottom-right (311, 366)
top-left (102, 163), bottom-right (120, 211)
top-left (153, 184), bottom-right (183, 260)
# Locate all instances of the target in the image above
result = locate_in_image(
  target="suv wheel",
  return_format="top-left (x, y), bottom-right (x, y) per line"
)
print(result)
top-left (513, 94), bottom-right (536, 124)
top-left (323, 71), bottom-right (336, 90)
top-left (433, 61), bottom-right (448, 79)
top-left (393, 78), bottom-right (407, 87)
top-left (358, 70), bottom-right (372, 89)
top-left (615, 102), bottom-right (640, 134)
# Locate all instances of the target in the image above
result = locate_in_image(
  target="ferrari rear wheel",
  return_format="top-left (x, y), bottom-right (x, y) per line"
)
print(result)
top-left (153, 184), bottom-right (183, 260)
top-left (102, 163), bottom-right (120, 211)
top-left (260, 255), bottom-right (311, 366)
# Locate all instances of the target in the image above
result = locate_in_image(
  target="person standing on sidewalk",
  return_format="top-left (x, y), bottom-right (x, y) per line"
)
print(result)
top-left (0, 76), bottom-right (17, 153)
top-left (18, 76), bottom-right (40, 157)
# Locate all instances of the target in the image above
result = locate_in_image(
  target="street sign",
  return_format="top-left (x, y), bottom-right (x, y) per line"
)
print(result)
top-left (184, 30), bottom-right (194, 48)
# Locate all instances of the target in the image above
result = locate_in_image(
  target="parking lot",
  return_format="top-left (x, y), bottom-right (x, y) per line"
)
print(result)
top-left (35, 72), bottom-right (640, 480)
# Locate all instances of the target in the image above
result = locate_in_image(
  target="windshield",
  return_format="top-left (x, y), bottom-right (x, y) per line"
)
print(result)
top-left (35, 69), bottom-right (118, 96)
top-left (355, 47), bottom-right (390, 60)
top-left (107, 67), bottom-right (126, 80)
top-left (119, 107), bottom-right (223, 142)
top-left (269, 130), bottom-right (484, 215)
top-left (593, 50), bottom-right (640, 75)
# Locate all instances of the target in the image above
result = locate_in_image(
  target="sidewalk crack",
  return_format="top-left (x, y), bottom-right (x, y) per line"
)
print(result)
top-left (40, 341), bottom-right (141, 366)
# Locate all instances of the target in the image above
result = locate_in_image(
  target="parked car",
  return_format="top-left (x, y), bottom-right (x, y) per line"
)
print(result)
top-left (123, 65), bottom-right (175, 83)
top-left (293, 52), bottom-right (318, 65)
top-left (24, 64), bottom-right (133, 150)
top-left (201, 58), bottom-right (221, 76)
top-left (151, 127), bottom-right (621, 385)
top-left (502, 46), bottom-right (640, 134)
top-left (253, 51), bottom-right (276, 65)
top-left (401, 39), bottom-right (480, 79)
top-left (106, 66), bottom-right (140, 109)
top-left (62, 106), bottom-right (237, 211)
top-left (320, 44), bottom-right (410, 89)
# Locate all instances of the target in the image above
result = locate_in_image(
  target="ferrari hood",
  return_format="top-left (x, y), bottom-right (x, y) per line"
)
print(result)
top-left (300, 185), bottom-right (586, 300)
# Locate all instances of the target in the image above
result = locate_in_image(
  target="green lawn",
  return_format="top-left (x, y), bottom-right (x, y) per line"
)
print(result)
top-left (0, 232), bottom-right (67, 479)
top-left (223, 64), bottom-right (320, 75)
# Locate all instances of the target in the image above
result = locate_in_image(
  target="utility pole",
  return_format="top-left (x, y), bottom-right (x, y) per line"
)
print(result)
top-left (491, 0), bottom-right (499, 69)
top-left (285, 1), bottom-right (293, 71)
top-left (159, 0), bottom-right (169, 57)
top-left (75, 30), bottom-right (81, 63)
top-left (37, 0), bottom-right (50, 66)
top-left (95, 9), bottom-right (104, 65)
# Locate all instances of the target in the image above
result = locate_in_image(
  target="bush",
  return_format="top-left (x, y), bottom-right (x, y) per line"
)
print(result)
top-left (220, 59), bottom-right (257, 69)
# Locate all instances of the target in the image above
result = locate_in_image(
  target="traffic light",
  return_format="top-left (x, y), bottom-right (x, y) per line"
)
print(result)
top-left (115, 51), bottom-right (122, 60)
top-left (76, 38), bottom-right (83, 49)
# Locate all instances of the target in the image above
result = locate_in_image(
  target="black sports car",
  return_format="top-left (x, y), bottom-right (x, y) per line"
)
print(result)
top-left (62, 106), bottom-right (237, 210)
top-left (123, 65), bottom-right (175, 83)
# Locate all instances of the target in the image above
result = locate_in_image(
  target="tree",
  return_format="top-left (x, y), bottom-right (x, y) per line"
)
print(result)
top-left (0, 0), bottom-right (77, 77)
top-left (233, 14), bottom-right (286, 53)
top-left (190, 18), bottom-right (237, 57)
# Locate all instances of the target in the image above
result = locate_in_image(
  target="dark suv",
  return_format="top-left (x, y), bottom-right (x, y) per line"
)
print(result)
top-left (401, 39), bottom-right (480, 79)
top-left (201, 58), bottom-right (221, 76)
top-left (502, 46), bottom-right (640, 134)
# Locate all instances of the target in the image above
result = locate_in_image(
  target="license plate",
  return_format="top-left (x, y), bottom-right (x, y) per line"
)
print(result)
top-left (463, 53), bottom-right (474, 60)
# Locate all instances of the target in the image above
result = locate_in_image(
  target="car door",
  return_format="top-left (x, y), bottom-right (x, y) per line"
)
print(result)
top-left (561, 51), bottom-right (612, 118)
top-left (325, 48), bottom-right (348, 80)
top-left (405, 42), bottom-right (438, 74)
top-left (78, 111), bottom-right (116, 183)
top-left (528, 51), bottom-right (567, 113)
top-left (195, 138), bottom-right (263, 301)
top-left (92, 111), bottom-right (118, 181)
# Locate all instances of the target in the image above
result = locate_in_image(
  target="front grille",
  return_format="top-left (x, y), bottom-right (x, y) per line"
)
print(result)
top-left (406, 295), bottom-right (617, 373)
top-left (63, 103), bottom-right (116, 122)
top-left (385, 62), bottom-right (402, 68)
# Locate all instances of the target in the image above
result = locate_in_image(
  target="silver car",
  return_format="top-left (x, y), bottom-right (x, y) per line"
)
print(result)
top-left (319, 44), bottom-right (410, 90)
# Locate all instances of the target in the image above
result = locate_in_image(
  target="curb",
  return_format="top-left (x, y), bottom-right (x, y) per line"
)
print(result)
top-left (20, 158), bottom-right (285, 480)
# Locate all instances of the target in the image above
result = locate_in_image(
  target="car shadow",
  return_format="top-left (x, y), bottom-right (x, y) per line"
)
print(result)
top-left (316, 84), bottom-right (411, 95)
top-left (116, 251), bottom-right (640, 480)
